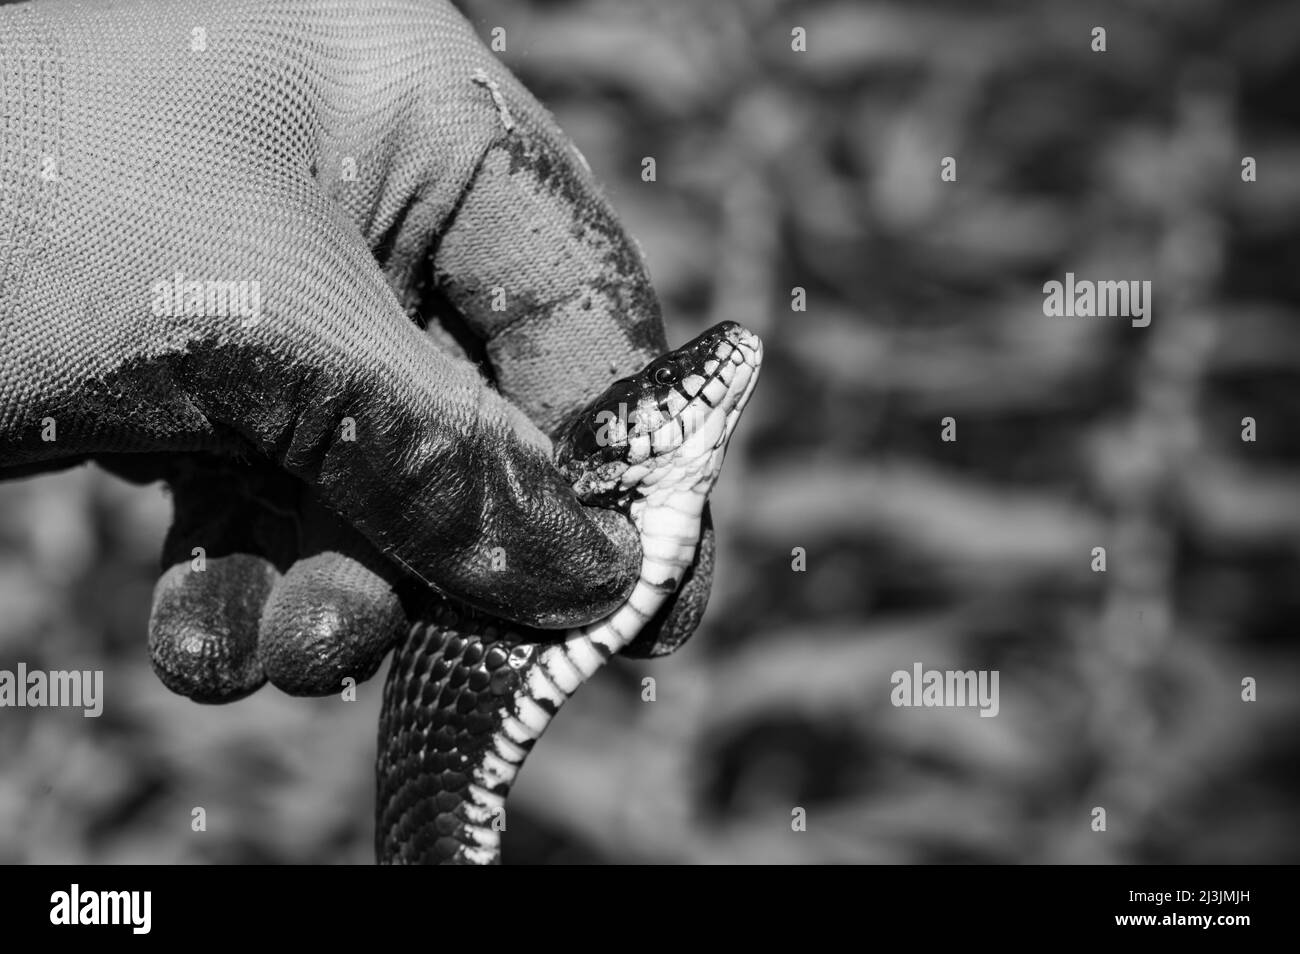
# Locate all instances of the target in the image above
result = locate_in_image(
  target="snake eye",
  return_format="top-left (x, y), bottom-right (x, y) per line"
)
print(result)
top-left (653, 365), bottom-right (678, 386)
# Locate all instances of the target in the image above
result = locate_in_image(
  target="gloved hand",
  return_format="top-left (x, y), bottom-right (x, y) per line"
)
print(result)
top-left (0, 0), bottom-right (713, 701)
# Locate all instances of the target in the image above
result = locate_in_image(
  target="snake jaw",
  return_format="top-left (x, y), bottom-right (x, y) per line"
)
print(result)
top-left (556, 321), bottom-right (762, 507)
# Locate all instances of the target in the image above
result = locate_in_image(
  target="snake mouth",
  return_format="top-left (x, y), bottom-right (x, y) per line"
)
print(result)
top-left (555, 321), bottom-right (763, 503)
top-left (641, 321), bottom-right (761, 451)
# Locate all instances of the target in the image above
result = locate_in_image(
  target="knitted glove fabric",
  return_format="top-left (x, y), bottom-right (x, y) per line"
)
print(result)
top-left (0, 0), bottom-right (714, 701)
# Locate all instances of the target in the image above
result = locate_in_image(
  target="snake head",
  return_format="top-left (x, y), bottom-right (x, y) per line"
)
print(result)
top-left (554, 321), bottom-right (762, 509)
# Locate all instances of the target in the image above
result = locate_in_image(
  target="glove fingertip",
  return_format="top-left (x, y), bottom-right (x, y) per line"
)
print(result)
top-left (258, 553), bottom-right (405, 697)
top-left (148, 555), bottom-right (275, 703)
top-left (495, 507), bottom-right (640, 630)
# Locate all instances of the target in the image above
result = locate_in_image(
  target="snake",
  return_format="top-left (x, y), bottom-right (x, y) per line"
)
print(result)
top-left (375, 320), bottom-right (762, 864)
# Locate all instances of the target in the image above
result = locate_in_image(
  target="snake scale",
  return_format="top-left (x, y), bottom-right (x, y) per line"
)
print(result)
top-left (375, 320), bottom-right (762, 864)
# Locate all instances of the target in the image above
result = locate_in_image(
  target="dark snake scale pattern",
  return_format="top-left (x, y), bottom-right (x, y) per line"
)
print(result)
top-left (377, 605), bottom-right (546, 864)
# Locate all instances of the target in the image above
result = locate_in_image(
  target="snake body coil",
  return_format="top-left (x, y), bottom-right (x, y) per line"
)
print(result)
top-left (376, 321), bottom-right (762, 864)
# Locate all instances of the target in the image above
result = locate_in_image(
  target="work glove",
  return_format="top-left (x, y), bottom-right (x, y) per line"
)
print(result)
top-left (0, 0), bottom-right (713, 702)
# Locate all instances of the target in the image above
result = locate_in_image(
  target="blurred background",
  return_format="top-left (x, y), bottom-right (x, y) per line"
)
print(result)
top-left (2, 0), bottom-right (1298, 863)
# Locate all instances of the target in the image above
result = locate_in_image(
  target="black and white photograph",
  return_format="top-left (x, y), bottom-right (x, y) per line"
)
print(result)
top-left (0, 0), bottom-right (1293, 913)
